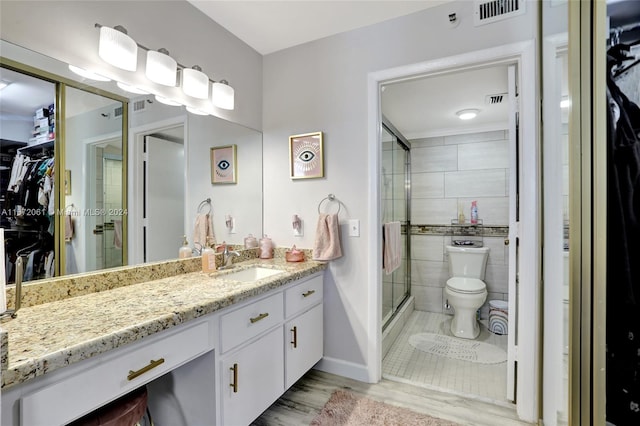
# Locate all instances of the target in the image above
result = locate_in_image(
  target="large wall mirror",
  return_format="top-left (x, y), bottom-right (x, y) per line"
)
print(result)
top-left (0, 39), bottom-right (263, 286)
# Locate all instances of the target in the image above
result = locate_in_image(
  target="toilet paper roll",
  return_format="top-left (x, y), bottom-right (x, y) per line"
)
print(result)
top-left (0, 228), bottom-right (6, 312)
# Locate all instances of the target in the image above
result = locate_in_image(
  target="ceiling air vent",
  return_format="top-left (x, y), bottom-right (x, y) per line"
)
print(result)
top-left (132, 100), bottom-right (147, 113)
top-left (474, 0), bottom-right (526, 26)
top-left (113, 106), bottom-right (123, 118)
top-left (485, 93), bottom-right (507, 104)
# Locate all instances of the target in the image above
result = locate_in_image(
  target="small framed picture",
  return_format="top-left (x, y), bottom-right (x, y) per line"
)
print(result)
top-left (211, 145), bottom-right (237, 184)
top-left (289, 131), bottom-right (324, 179)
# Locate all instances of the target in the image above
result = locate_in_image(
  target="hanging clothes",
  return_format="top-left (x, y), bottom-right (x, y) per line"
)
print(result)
top-left (606, 46), bottom-right (640, 425)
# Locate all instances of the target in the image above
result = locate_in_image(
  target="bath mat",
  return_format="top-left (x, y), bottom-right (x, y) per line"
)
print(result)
top-left (310, 389), bottom-right (459, 426)
top-left (409, 333), bottom-right (507, 364)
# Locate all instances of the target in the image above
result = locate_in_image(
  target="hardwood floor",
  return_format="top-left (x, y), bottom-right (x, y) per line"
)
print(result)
top-left (252, 369), bottom-right (532, 425)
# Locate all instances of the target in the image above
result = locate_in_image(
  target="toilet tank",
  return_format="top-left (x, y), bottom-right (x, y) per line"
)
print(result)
top-left (445, 246), bottom-right (490, 279)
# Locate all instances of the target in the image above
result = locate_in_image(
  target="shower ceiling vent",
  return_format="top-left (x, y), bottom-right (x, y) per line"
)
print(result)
top-left (485, 93), bottom-right (507, 104)
top-left (474, 0), bottom-right (526, 26)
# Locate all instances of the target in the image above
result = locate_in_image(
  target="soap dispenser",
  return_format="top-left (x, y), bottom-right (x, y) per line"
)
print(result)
top-left (201, 237), bottom-right (217, 273)
top-left (179, 235), bottom-right (192, 259)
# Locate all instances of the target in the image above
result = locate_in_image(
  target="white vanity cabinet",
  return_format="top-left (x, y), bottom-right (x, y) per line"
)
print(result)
top-left (1, 318), bottom-right (215, 426)
top-left (284, 275), bottom-right (324, 388)
top-left (1, 269), bottom-right (324, 426)
top-left (218, 272), bottom-right (324, 425)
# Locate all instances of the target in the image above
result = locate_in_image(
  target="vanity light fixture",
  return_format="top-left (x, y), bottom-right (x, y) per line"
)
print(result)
top-left (456, 109), bottom-right (480, 120)
top-left (68, 65), bottom-right (111, 82)
top-left (185, 106), bottom-right (209, 115)
top-left (211, 80), bottom-right (235, 110)
top-left (146, 48), bottom-right (177, 86)
top-left (98, 25), bottom-right (138, 72)
top-left (182, 66), bottom-right (209, 99)
top-left (154, 95), bottom-right (182, 106)
top-left (94, 23), bottom-right (235, 110)
top-left (116, 81), bottom-right (150, 95)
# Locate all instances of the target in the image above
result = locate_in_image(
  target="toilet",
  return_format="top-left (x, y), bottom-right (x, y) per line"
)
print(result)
top-left (445, 245), bottom-right (490, 339)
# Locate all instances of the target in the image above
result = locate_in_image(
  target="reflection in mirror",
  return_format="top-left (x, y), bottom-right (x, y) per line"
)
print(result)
top-left (0, 68), bottom-right (56, 284)
top-left (1, 39), bottom-right (263, 286)
top-left (63, 86), bottom-right (125, 274)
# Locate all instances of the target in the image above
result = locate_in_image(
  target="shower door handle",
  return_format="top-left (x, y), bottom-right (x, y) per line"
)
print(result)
top-left (504, 239), bottom-right (509, 246)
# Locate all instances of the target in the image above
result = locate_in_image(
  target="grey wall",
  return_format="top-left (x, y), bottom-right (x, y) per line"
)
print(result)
top-left (0, 1), bottom-right (263, 130)
top-left (262, 1), bottom-right (537, 379)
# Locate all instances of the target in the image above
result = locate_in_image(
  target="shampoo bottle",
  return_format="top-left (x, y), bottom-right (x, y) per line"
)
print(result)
top-left (201, 237), bottom-right (217, 273)
top-left (470, 201), bottom-right (478, 224)
top-left (179, 235), bottom-right (192, 259)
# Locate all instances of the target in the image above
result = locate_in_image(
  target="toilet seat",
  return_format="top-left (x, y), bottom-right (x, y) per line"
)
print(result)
top-left (446, 277), bottom-right (486, 294)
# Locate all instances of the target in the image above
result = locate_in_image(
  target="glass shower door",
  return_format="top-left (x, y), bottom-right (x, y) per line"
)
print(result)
top-left (382, 123), bottom-right (410, 329)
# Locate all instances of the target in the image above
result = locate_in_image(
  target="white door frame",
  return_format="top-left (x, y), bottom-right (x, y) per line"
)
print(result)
top-left (128, 116), bottom-right (187, 265)
top-left (367, 40), bottom-right (540, 422)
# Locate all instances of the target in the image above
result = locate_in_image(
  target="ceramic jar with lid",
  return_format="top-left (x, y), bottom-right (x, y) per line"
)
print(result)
top-left (259, 234), bottom-right (273, 259)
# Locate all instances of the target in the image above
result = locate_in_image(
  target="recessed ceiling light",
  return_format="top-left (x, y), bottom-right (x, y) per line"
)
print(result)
top-left (456, 109), bottom-right (480, 120)
top-left (68, 65), bottom-right (111, 82)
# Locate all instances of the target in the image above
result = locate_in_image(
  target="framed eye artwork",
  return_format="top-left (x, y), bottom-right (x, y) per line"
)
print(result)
top-left (289, 131), bottom-right (324, 179)
top-left (211, 144), bottom-right (237, 184)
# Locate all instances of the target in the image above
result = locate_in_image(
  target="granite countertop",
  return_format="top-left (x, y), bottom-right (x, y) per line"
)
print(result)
top-left (0, 258), bottom-right (326, 390)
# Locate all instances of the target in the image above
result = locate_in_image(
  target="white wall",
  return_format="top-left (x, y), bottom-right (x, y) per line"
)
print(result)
top-left (263, 1), bottom-right (536, 380)
top-left (0, 119), bottom-right (32, 142)
top-left (0, 0), bottom-right (263, 131)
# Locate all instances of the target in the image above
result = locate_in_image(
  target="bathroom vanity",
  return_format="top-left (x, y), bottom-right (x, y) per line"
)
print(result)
top-left (0, 257), bottom-right (325, 425)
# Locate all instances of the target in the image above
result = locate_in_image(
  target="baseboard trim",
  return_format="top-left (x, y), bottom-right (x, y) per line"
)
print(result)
top-left (314, 356), bottom-right (373, 383)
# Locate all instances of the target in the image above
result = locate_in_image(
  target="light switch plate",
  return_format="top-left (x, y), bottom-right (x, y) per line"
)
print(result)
top-left (349, 219), bottom-right (360, 237)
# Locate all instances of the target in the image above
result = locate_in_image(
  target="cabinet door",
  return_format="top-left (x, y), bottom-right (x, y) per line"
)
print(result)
top-left (220, 328), bottom-right (284, 426)
top-left (285, 303), bottom-right (323, 389)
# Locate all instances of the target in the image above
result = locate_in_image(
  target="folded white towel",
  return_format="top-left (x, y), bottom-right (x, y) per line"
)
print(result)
top-left (383, 221), bottom-right (402, 274)
top-left (312, 213), bottom-right (342, 261)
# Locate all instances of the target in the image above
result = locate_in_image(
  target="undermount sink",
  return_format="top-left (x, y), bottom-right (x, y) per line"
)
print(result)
top-left (221, 266), bottom-right (285, 282)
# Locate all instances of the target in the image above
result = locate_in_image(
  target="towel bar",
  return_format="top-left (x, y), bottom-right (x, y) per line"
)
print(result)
top-left (317, 194), bottom-right (341, 215)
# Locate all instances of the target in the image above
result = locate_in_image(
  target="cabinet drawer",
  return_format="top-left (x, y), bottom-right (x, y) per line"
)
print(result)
top-left (220, 292), bottom-right (283, 353)
top-left (285, 274), bottom-right (323, 318)
top-left (21, 321), bottom-right (210, 426)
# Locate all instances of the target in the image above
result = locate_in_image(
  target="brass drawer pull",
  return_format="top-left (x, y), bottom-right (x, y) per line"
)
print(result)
top-left (230, 363), bottom-right (238, 393)
top-left (302, 290), bottom-right (315, 298)
top-left (250, 312), bottom-right (269, 323)
top-left (127, 358), bottom-right (165, 381)
top-left (291, 326), bottom-right (298, 348)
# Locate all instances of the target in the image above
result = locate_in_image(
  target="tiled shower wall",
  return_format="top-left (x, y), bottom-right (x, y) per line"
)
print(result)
top-left (409, 130), bottom-right (510, 318)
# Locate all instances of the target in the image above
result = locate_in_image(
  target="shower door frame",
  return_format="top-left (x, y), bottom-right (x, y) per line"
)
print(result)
top-left (381, 116), bottom-right (411, 331)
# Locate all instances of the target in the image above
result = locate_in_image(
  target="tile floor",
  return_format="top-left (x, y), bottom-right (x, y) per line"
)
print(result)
top-left (382, 310), bottom-right (510, 403)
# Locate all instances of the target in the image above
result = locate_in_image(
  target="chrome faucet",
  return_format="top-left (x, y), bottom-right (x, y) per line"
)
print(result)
top-left (220, 245), bottom-right (240, 269)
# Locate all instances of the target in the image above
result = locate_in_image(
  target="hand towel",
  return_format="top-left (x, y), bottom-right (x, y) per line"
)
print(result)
top-left (383, 221), bottom-right (402, 274)
top-left (64, 214), bottom-right (74, 242)
top-left (193, 213), bottom-right (216, 248)
top-left (312, 213), bottom-right (343, 261)
top-left (113, 220), bottom-right (123, 249)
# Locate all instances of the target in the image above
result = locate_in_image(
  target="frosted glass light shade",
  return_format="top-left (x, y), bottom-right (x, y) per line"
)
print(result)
top-left (146, 49), bottom-right (177, 86)
top-left (182, 67), bottom-right (209, 99)
top-left (211, 81), bottom-right (235, 110)
top-left (116, 81), bottom-right (149, 95)
top-left (98, 26), bottom-right (138, 71)
top-left (155, 95), bottom-right (182, 106)
top-left (68, 65), bottom-right (111, 82)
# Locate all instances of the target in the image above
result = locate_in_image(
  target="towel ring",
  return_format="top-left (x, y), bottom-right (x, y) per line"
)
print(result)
top-left (317, 194), bottom-right (341, 215)
top-left (198, 198), bottom-right (212, 214)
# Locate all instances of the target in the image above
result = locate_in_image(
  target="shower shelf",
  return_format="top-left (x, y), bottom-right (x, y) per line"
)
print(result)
top-left (448, 219), bottom-right (484, 247)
